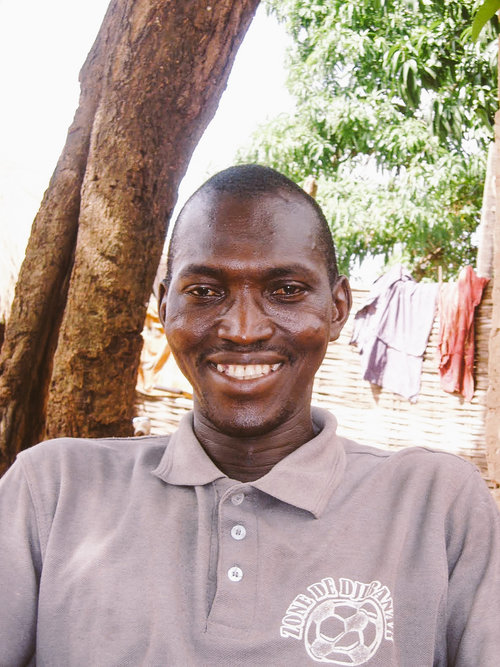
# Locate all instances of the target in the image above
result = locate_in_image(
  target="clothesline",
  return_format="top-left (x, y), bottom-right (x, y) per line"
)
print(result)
top-left (350, 265), bottom-right (489, 403)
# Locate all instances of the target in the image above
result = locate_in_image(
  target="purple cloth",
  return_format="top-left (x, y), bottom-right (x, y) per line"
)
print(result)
top-left (351, 265), bottom-right (438, 402)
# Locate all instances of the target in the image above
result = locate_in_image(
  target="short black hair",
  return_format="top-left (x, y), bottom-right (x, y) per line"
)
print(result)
top-left (165, 164), bottom-right (338, 286)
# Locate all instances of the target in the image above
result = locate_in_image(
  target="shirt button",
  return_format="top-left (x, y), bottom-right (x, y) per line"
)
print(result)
top-left (231, 492), bottom-right (244, 505)
top-left (228, 566), bottom-right (243, 582)
top-left (231, 524), bottom-right (246, 540)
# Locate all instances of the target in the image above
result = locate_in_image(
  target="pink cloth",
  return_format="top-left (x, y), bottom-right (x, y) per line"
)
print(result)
top-left (438, 266), bottom-right (488, 401)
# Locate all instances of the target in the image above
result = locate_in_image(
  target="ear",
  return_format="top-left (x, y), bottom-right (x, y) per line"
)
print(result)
top-left (158, 279), bottom-right (168, 330)
top-left (329, 275), bottom-right (352, 342)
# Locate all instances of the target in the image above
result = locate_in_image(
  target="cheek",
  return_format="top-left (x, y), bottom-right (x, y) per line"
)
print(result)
top-left (164, 295), bottom-right (211, 345)
top-left (283, 309), bottom-right (332, 352)
top-left (163, 311), bottom-right (203, 360)
top-left (163, 321), bottom-right (201, 388)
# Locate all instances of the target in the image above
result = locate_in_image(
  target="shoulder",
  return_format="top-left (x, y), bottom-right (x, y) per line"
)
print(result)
top-left (343, 436), bottom-right (476, 473)
top-left (19, 432), bottom-right (171, 461)
top-left (340, 437), bottom-right (488, 505)
top-left (16, 434), bottom-right (172, 492)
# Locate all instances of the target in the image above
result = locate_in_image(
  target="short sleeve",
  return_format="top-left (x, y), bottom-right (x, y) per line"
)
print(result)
top-left (0, 458), bottom-right (42, 665)
top-left (445, 470), bottom-right (500, 666)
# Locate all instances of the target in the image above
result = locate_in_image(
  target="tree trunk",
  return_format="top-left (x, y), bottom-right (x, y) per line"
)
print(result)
top-left (477, 142), bottom-right (496, 279)
top-left (0, 0), bottom-right (260, 473)
top-left (486, 108), bottom-right (500, 495)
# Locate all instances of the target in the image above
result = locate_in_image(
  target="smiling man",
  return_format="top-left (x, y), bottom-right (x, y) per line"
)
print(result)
top-left (160, 167), bottom-right (350, 481)
top-left (0, 165), bottom-right (499, 666)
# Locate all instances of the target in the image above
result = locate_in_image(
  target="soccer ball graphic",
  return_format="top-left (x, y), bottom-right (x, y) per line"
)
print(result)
top-left (304, 598), bottom-right (384, 665)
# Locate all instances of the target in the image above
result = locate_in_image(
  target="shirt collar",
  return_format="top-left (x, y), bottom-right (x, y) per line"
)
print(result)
top-left (252, 408), bottom-right (346, 517)
top-left (152, 407), bottom-right (346, 518)
top-left (152, 412), bottom-right (226, 486)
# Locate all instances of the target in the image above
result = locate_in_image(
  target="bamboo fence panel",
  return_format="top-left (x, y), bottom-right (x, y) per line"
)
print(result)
top-left (135, 390), bottom-right (193, 434)
top-left (312, 284), bottom-right (493, 486)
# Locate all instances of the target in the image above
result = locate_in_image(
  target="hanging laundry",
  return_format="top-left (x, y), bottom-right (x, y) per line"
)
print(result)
top-left (438, 266), bottom-right (488, 401)
top-left (351, 264), bottom-right (439, 402)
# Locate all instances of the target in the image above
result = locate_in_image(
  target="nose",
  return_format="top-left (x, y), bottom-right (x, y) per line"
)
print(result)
top-left (217, 291), bottom-right (274, 344)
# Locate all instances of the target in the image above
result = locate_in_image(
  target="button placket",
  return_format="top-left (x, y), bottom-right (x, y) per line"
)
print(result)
top-left (207, 485), bottom-right (258, 629)
top-left (227, 495), bottom-right (248, 582)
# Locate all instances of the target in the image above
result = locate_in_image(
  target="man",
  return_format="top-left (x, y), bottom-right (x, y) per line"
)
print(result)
top-left (0, 164), bottom-right (499, 665)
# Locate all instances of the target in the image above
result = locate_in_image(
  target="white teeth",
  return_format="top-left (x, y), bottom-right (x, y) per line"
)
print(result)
top-left (215, 363), bottom-right (282, 379)
top-left (234, 365), bottom-right (245, 378)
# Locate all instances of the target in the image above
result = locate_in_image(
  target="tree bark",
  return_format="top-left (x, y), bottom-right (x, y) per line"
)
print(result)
top-left (0, 0), bottom-right (260, 473)
top-left (486, 109), bottom-right (500, 492)
top-left (477, 142), bottom-right (496, 279)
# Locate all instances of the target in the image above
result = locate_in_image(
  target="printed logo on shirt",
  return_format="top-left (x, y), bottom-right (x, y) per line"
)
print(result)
top-left (280, 576), bottom-right (394, 665)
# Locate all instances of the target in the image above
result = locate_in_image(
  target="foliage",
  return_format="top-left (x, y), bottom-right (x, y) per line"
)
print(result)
top-left (472, 0), bottom-right (500, 40)
top-left (238, 0), bottom-right (498, 280)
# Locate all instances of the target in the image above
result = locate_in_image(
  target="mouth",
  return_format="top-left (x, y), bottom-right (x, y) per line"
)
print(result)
top-left (212, 362), bottom-right (282, 380)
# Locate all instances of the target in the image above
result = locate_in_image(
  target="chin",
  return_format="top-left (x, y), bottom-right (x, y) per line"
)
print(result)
top-left (202, 401), bottom-right (299, 438)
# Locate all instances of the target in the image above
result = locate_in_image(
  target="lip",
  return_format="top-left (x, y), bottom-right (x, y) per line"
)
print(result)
top-left (205, 360), bottom-right (285, 389)
top-left (211, 361), bottom-right (283, 380)
top-left (206, 351), bottom-right (288, 366)
top-left (206, 352), bottom-right (287, 383)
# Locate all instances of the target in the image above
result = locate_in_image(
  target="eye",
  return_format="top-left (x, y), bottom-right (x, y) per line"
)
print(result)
top-left (184, 285), bottom-right (223, 299)
top-left (271, 283), bottom-right (307, 299)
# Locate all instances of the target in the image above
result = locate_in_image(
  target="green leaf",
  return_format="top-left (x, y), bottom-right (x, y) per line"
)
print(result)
top-left (471, 0), bottom-right (500, 41)
top-left (244, 0), bottom-right (495, 279)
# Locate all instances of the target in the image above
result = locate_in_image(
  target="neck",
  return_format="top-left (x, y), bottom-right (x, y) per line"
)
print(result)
top-left (193, 408), bottom-right (317, 482)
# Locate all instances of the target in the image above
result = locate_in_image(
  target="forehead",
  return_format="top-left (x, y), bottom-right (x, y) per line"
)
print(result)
top-left (171, 190), bottom-right (326, 276)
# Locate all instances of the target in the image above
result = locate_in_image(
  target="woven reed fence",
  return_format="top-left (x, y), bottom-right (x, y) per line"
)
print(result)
top-left (135, 283), bottom-right (494, 489)
top-left (312, 284), bottom-right (493, 486)
top-left (136, 391), bottom-right (193, 434)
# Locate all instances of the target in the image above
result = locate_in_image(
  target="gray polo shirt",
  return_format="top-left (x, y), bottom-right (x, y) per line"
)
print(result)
top-left (1, 408), bottom-right (499, 665)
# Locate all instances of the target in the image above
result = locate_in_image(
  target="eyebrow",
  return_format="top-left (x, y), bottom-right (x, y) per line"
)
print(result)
top-left (177, 263), bottom-right (319, 281)
top-left (261, 265), bottom-right (317, 280)
top-left (177, 264), bottom-right (224, 280)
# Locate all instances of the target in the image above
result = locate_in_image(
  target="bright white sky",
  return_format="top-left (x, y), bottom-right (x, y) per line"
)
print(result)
top-left (0, 1), bottom-right (293, 297)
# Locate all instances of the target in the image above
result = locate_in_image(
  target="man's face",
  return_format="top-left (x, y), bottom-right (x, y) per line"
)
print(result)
top-left (159, 190), bottom-right (350, 437)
